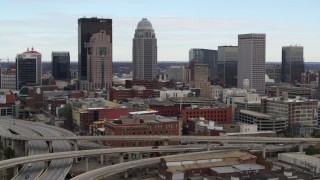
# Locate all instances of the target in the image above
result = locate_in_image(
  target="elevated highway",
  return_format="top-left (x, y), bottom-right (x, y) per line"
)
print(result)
top-left (2, 134), bottom-right (320, 144)
top-left (0, 145), bottom-right (212, 171)
top-left (71, 150), bottom-right (232, 180)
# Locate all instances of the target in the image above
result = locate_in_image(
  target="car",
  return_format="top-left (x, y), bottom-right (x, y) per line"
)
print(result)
top-left (27, 163), bottom-right (32, 167)
top-left (25, 174), bottom-right (29, 179)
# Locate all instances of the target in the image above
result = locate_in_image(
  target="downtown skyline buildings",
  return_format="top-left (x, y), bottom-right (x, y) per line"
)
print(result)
top-left (132, 18), bottom-right (158, 81)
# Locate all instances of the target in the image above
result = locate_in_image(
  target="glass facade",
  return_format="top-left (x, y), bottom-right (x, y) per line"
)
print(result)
top-left (52, 52), bottom-right (70, 81)
top-left (281, 46), bottom-right (304, 84)
top-left (189, 49), bottom-right (218, 79)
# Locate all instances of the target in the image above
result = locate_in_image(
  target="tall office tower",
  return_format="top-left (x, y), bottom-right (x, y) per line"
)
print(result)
top-left (217, 46), bottom-right (238, 87)
top-left (16, 47), bottom-right (42, 90)
top-left (189, 49), bottom-right (218, 79)
top-left (281, 46), bottom-right (304, 84)
top-left (52, 52), bottom-right (70, 81)
top-left (132, 18), bottom-right (157, 81)
top-left (190, 61), bottom-right (211, 97)
top-left (237, 33), bottom-right (266, 95)
top-left (78, 17), bottom-right (112, 81)
top-left (266, 64), bottom-right (281, 83)
top-left (79, 30), bottom-right (112, 91)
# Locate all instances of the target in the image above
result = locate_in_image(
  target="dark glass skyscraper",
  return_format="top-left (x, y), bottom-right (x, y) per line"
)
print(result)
top-left (52, 52), bottom-right (70, 81)
top-left (281, 46), bottom-right (304, 84)
top-left (189, 49), bottom-right (218, 79)
top-left (78, 17), bottom-right (112, 80)
top-left (217, 46), bottom-right (238, 87)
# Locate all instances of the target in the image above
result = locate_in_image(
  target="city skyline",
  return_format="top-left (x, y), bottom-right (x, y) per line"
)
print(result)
top-left (0, 0), bottom-right (319, 62)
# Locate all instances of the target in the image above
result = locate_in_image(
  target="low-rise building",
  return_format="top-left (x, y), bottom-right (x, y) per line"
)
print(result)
top-left (158, 151), bottom-right (259, 180)
top-left (181, 103), bottom-right (232, 123)
top-left (261, 93), bottom-right (318, 127)
top-left (278, 153), bottom-right (320, 173)
top-left (109, 86), bottom-right (153, 101)
top-left (104, 112), bottom-right (181, 147)
top-left (238, 109), bottom-right (288, 133)
top-left (187, 117), bottom-right (224, 136)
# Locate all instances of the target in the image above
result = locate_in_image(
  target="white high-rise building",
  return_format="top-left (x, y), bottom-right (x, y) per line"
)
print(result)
top-left (237, 33), bottom-right (266, 95)
top-left (133, 18), bottom-right (157, 81)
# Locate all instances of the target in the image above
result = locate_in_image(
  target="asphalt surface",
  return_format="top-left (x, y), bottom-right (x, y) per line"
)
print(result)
top-left (0, 118), bottom-right (75, 180)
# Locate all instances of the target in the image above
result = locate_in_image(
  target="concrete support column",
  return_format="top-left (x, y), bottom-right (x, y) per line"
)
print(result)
top-left (119, 153), bottom-right (124, 163)
top-left (85, 157), bottom-right (89, 172)
top-left (14, 165), bottom-right (19, 176)
top-left (11, 139), bottom-right (14, 149)
top-left (139, 153), bottom-right (143, 159)
top-left (74, 140), bottom-right (78, 151)
top-left (124, 170), bottom-right (128, 179)
top-left (47, 141), bottom-right (53, 153)
top-left (128, 153), bottom-right (132, 161)
top-left (299, 143), bottom-right (304, 153)
top-left (25, 141), bottom-right (29, 156)
top-left (73, 141), bottom-right (79, 164)
top-left (105, 155), bottom-right (109, 163)
top-left (3, 138), bottom-right (6, 150)
top-left (164, 139), bottom-right (169, 147)
top-left (207, 142), bottom-right (211, 151)
top-left (100, 155), bottom-right (104, 165)
top-left (262, 144), bottom-right (266, 159)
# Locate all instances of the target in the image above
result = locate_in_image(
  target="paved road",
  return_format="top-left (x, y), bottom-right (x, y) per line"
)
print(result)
top-left (0, 118), bottom-right (75, 180)
top-left (27, 125), bottom-right (73, 180)
top-left (0, 122), bottom-right (47, 180)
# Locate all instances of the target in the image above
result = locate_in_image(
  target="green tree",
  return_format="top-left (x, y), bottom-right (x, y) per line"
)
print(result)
top-left (305, 145), bottom-right (318, 155)
top-left (312, 130), bottom-right (320, 138)
top-left (61, 104), bottom-right (74, 130)
top-left (4, 147), bottom-right (15, 159)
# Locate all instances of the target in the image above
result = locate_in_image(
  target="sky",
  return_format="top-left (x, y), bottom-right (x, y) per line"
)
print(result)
top-left (0, 0), bottom-right (319, 62)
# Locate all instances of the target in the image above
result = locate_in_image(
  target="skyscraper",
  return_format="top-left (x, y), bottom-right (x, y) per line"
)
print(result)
top-left (237, 33), bottom-right (266, 95)
top-left (79, 30), bottom-right (112, 91)
top-left (189, 49), bottom-right (218, 79)
top-left (190, 61), bottom-right (211, 97)
top-left (52, 52), bottom-right (70, 81)
top-left (16, 47), bottom-right (42, 90)
top-left (281, 46), bottom-right (304, 84)
top-left (78, 17), bottom-right (112, 80)
top-left (133, 18), bottom-right (157, 81)
top-left (217, 46), bottom-right (238, 87)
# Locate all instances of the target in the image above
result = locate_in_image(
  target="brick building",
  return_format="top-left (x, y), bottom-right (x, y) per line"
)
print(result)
top-left (80, 108), bottom-right (129, 133)
top-left (104, 113), bottom-right (181, 147)
top-left (158, 151), bottom-right (258, 180)
top-left (109, 86), bottom-right (153, 101)
top-left (181, 103), bottom-right (232, 123)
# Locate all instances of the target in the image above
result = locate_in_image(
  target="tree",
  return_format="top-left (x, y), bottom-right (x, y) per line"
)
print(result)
top-left (4, 147), bottom-right (15, 159)
top-left (312, 130), bottom-right (320, 138)
top-left (61, 104), bottom-right (74, 130)
top-left (305, 145), bottom-right (318, 155)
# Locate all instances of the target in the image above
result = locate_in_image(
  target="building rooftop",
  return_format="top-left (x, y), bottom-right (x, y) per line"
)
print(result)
top-left (240, 109), bottom-right (271, 118)
top-left (129, 110), bottom-right (158, 115)
top-left (136, 18), bottom-right (153, 30)
top-left (279, 152), bottom-right (320, 166)
top-left (232, 164), bottom-right (265, 171)
top-left (210, 166), bottom-right (240, 174)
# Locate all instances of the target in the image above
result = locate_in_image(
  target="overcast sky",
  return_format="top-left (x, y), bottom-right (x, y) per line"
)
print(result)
top-left (0, 0), bottom-right (319, 62)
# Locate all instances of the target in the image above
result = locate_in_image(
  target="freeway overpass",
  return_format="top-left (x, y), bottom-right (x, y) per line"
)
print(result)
top-left (0, 145), bottom-right (212, 172)
top-left (1, 134), bottom-right (320, 144)
top-left (71, 150), bottom-right (232, 180)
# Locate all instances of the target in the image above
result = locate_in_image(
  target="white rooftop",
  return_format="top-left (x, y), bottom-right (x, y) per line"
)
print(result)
top-left (129, 110), bottom-right (158, 115)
